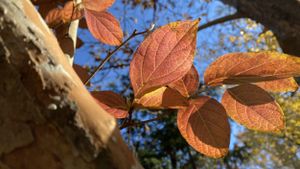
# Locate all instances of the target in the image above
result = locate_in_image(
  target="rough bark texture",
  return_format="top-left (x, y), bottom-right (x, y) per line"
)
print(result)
top-left (0, 0), bottom-right (142, 169)
top-left (221, 0), bottom-right (300, 56)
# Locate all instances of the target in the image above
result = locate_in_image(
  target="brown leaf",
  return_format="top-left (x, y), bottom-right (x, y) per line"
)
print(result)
top-left (254, 77), bottom-right (298, 92)
top-left (168, 65), bottom-right (199, 97)
top-left (204, 52), bottom-right (300, 86)
top-left (177, 96), bottom-right (230, 158)
top-left (85, 9), bottom-right (123, 46)
top-left (62, 1), bottom-right (84, 23)
top-left (45, 7), bottom-right (63, 28)
top-left (92, 91), bottom-right (129, 119)
top-left (130, 19), bottom-right (199, 98)
top-left (38, 2), bottom-right (57, 18)
top-left (73, 64), bottom-right (89, 83)
top-left (133, 87), bottom-right (188, 109)
top-left (83, 0), bottom-right (115, 12)
top-left (222, 84), bottom-right (285, 132)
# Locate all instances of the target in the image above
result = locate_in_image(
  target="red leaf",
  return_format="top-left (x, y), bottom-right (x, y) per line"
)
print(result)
top-left (133, 87), bottom-right (188, 109)
top-left (222, 84), bottom-right (285, 132)
top-left (92, 91), bottom-right (129, 119)
top-left (83, 0), bottom-right (115, 12)
top-left (45, 7), bottom-right (63, 28)
top-left (254, 77), bottom-right (298, 92)
top-left (73, 64), bottom-right (89, 83)
top-left (177, 96), bottom-right (230, 158)
top-left (62, 1), bottom-right (84, 22)
top-left (130, 19), bottom-right (199, 98)
top-left (168, 65), bottom-right (199, 97)
top-left (204, 52), bottom-right (300, 86)
top-left (85, 9), bottom-right (123, 46)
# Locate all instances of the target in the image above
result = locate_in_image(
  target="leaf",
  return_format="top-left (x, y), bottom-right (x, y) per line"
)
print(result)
top-left (73, 64), bottom-right (89, 83)
top-left (221, 84), bottom-right (285, 132)
top-left (45, 7), bottom-right (63, 28)
top-left (92, 91), bottom-right (129, 119)
top-left (85, 9), bottom-right (123, 46)
top-left (204, 52), bottom-right (300, 86)
top-left (62, 1), bottom-right (84, 23)
top-left (133, 86), bottom-right (188, 109)
top-left (168, 65), bottom-right (199, 97)
top-left (254, 77), bottom-right (298, 92)
top-left (130, 19), bottom-right (199, 98)
top-left (83, 0), bottom-right (115, 12)
top-left (177, 96), bottom-right (230, 158)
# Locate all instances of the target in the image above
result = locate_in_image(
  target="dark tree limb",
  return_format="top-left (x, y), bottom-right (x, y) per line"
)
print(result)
top-left (198, 13), bottom-right (243, 31)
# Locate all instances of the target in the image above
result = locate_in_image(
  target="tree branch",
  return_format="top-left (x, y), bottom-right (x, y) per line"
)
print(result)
top-left (198, 12), bottom-right (243, 31)
top-left (84, 29), bottom-right (151, 85)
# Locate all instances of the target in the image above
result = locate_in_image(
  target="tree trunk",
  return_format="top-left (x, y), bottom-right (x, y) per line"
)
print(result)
top-left (0, 0), bottom-right (142, 169)
top-left (220, 0), bottom-right (300, 56)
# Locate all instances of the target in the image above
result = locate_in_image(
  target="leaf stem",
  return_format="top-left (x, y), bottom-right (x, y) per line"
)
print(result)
top-left (84, 28), bottom-right (151, 85)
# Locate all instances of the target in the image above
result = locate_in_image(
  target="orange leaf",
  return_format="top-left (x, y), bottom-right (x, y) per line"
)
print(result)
top-left (83, 0), bottom-right (115, 12)
top-left (168, 65), bottom-right (199, 97)
top-left (73, 64), bottom-right (89, 83)
top-left (133, 87), bottom-right (188, 109)
top-left (254, 77), bottom-right (298, 92)
top-left (85, 9), bottom-right (123, 46)
top-left (222, 84), bottom-right (285, 132)
top-left (130, 19), bottom-right (199, 98)
top-left (204, 52), bottom-right (300, 86)
top-left (177, 96), bottom-right (230, 158)
top-left (45, 7), bottom-right (63, 28)
top-left (92, 91), bottom-right (129, 119)
top-left (62, 1), bottom-right (84, 23)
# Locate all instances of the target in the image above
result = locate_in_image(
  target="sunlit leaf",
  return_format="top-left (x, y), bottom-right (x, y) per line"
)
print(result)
top-left (222, 84), bottom-right (285, 132)
top-left (168, 65), bottom-right (199, 97)
top-left (177, 96), bottom-right (230, 158)
top-left (133, 86), bottom-right (188, 109)
top-left (92, 91), bottom-right (129, 119)
top-left (130, 19), bottom-right (199, 98)
top-left (85, 9), bottom-right (123, 46)
top-left (254, 77), bottom-right (298, 92)
top-left (204, 52), bottom-right (300, 86)
top-left (83, 0), bottom-right (115, 12)
top-left (73, 64), bottom-right (89, 83)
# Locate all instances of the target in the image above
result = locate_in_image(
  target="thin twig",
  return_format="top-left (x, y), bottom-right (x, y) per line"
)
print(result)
top-left (120, 116), bottom-right (162, 130)
top-left (84, 29), bottom-right (151, 85)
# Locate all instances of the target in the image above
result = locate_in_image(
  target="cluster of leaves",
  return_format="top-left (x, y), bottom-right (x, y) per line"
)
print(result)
top-left (89, 19), bottom-right (300, 158)
top-left (35, 0), bottom-right (122, 46)
top-left (36, 0), bottom-right (300, 159)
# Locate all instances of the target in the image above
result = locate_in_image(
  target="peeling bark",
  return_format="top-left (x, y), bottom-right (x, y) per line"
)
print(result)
top-left (220, 0), bottom-right (300, 56)
top-left (0, 0), bottom-right (142, 168)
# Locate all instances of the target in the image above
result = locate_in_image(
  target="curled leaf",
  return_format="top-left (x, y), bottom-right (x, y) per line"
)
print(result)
top-left (168, 65), bottom-right (199, 97)
top-left (222, 84), bottom-right (285, 132)
top-left (92, 91), bottom-right (129, 119)
top-left (85, 9), bottom-right (123, 46)
top-left (62, 1), bottom-right (84, 23)
top-left (133, 86), bottom-right (188, 109)
top-left (204, 52), bottom-right (300, 86)
top-left (83, 0), bottom-right (115, 12)
top-left (254, 77), bottom-right (298, 92)
top-left (45, 7), bottom-right (63, 28)
top-left (130, 19), bottom-right (199, 98)
top-left (177, 96), bottom-right (230, 158)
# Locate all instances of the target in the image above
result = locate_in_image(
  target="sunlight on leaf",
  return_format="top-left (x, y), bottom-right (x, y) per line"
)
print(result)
top-left (130, 19), bottom-right (199, 98)
top-left (204, 52), bottom-right (300, 86)
top-left (222, 84), bottom-right (285, 132)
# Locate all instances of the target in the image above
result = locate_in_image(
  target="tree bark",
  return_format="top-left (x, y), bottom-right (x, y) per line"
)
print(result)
top-left (220, 0), bottom-right (300, 56)
top-left (0, 0), bottom-right (142, 169)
